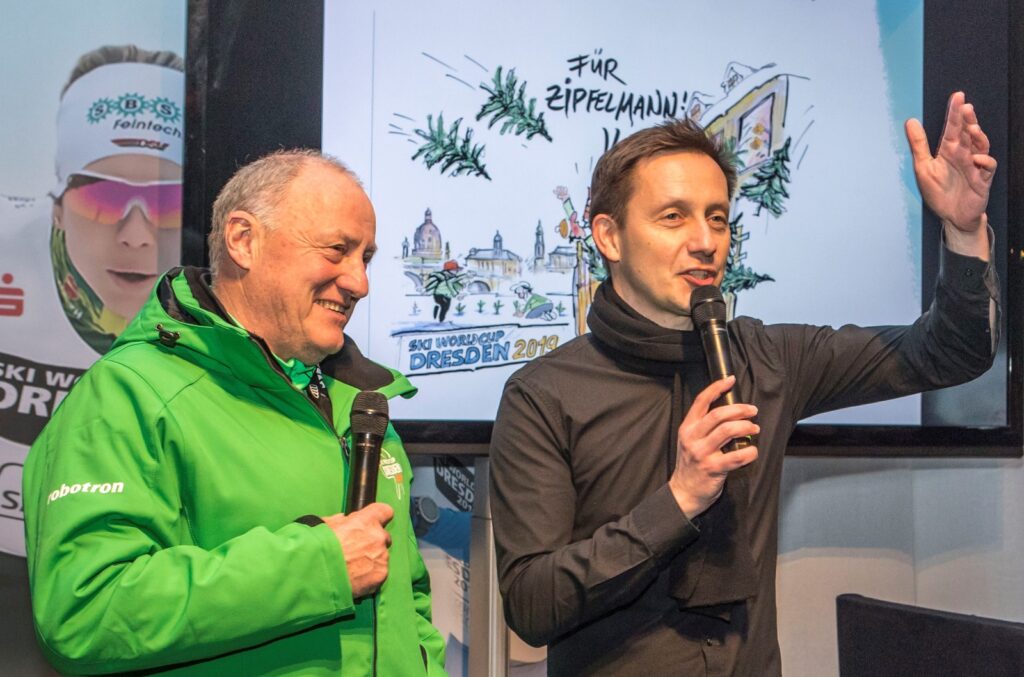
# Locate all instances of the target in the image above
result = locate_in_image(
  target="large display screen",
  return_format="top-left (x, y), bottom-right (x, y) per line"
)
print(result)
top-left (321, 0), bottom-right (1008, 431)
top-left (183, 0), bottom-right (1018, 453)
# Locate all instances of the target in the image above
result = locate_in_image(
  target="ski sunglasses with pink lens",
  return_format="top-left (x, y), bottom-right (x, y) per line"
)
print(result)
top-left (61, 173), bottom-right (182, 230)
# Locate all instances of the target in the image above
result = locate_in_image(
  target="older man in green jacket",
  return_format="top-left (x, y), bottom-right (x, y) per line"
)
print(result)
top-left (23, 151), bottom-right (446, 675)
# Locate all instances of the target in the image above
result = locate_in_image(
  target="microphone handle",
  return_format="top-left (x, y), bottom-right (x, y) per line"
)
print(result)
top-left (699, 319), bottom-right (751, 453)
top-left (345, 432), bottom-right (383, 513)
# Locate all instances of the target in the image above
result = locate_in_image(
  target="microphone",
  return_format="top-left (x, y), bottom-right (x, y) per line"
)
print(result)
top-left (690, 286), bottom-right (750, 453)
top-left (345, 391), bottom-right (390, 513)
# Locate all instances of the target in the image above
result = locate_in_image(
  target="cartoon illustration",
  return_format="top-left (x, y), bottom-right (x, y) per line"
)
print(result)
top-left (740, 137), bottom-right (793, 217)
top-left (476, 66), bottom-right (552, 142)
top-left (412, 114), bottom-right (490, 180)
top-left (552, 185), bottom-right (605, 335)
top-left (388, 52), bottom-right (806, 382)
top-left (424, 260), bottom-right (469, 323)
top-left (511, 282), bottom-right (557, 321)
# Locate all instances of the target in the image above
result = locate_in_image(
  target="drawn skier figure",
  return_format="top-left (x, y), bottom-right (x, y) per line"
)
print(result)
top-left (554, 185), bottom-right (606, 335)
top-left (424, 260), bottom-right (469, 323)
top-left (511, 282), bottom-right (556, 321)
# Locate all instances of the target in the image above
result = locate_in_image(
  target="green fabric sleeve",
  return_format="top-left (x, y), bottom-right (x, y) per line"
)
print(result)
top-left (24, 361), bottom-right (355, 674)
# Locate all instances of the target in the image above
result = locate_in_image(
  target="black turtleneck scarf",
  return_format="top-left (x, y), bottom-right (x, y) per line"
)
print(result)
top-left (588, 281), bottom-right (759, 610)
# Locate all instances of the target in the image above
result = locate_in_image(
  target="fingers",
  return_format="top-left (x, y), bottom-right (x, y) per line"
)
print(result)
top-left (904, 118), bottom-right (931, 165)
top-left (966, 123), bottom-right (991, 154)
top-left (974, 154), bottom-right (997, 184)
top-left (360, 502), bottom-right (395, 526)
top-left (940, 91), bottom-right (965, 144)
top-left (709, 444), bottom-right (759, 474)
top-left (690, 375), bottom-right (738, 417)
top-left (707, 419), bottom-right (760, 453)
top-left (963, 103), bottom-right (987, 149)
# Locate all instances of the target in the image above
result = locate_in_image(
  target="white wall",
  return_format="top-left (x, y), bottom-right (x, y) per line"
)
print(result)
top-left (777, 456), bottom-right (1024, 676)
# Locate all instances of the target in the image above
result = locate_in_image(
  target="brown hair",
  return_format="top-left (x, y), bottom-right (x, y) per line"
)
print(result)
top-left (62, 45), bottom-right (183, 96)
top-left (589, 117), bottom-right (737, 228)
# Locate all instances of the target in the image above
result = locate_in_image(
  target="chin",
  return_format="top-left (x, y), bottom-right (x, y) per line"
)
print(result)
top-left (312, 334), bottom-right (346, 359)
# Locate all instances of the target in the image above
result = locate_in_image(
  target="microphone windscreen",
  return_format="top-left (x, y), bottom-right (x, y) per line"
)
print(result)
top-left (351, 391), bottom-right (389, 437)
top-left (690, 286), bottom-right (727, 327)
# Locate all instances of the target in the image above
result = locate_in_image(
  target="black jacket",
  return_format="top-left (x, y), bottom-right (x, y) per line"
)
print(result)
top-left (489, 245), bottom-right (997, 676)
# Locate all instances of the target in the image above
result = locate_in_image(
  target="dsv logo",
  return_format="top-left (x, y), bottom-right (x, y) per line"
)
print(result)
top-left (0, 462), bottom-right (23, 521)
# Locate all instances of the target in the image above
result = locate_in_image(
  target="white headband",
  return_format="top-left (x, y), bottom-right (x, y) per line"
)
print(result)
top-left (55, 62), bottom-right (185, 189)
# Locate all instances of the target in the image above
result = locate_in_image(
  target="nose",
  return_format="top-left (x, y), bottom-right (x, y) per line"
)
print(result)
top-left (117, 205), bottom-right (157, 249)
top-left (337, 258), bottom-right (370, 301)
top-left (689, 221), bottom-right (718, 260)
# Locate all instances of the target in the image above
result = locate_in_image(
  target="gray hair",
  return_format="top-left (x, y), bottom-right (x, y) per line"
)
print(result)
top-left (208, 149), bottom-right (360, 273)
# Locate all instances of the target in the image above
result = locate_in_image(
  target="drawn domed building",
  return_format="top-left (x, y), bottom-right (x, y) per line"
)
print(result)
top-left (413, 208), bottom-right (442, 259)
top-left (403, 208), bottom-right (447, 291)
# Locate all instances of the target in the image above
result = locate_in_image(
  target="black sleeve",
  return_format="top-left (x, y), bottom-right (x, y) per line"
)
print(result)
top-left (489, 378), bottom-right (698, 647)
top-left (775, 242), bottom-right (998, 421)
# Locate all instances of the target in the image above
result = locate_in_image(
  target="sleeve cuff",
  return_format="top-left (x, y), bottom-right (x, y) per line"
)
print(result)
top-left (306, 521), bottom-right (355, 615)
top-left (940, 225), bottom-right (998, 300)
top-left (630, 484), bottom-right (700, 562)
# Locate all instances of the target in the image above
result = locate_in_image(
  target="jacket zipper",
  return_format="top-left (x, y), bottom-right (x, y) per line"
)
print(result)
top-left (250, 336), bottom-right (379, 675)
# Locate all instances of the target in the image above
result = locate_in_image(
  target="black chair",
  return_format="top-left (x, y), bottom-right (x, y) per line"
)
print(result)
top-left (836, 594), bottom-right (1024, 677)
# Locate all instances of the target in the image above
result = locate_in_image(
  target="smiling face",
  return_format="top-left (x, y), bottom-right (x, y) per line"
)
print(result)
top-left (594, 151), bottom-right (731, 328)
top-left (234, 164), bottom-right (376, 364)
top-left (55, 154), bottom-right (182, 318)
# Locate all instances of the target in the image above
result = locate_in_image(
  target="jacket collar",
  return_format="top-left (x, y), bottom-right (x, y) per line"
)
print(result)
top-left (115, 266), bottom-right (416, 400)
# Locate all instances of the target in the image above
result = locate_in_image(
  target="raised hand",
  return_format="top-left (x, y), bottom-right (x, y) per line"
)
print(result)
top-left (905, 92), bottom-right (996, 257)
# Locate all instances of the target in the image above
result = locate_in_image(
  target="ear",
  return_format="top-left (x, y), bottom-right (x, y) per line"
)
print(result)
top-left (591, 213), bottom-right (622, 265)
top-left (223, 210), bottom-right (262, 271)
top-left (52, 203), bottom-right (64, 230)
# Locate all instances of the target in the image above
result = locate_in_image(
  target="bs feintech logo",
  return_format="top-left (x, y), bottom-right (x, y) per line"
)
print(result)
top-left (87, 93), bottom-right (182, 125)
top-left (0, 462), bottom-right (23, 521)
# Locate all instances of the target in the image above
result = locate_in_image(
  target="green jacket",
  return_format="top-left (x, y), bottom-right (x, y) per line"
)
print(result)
top-left (23, 268), bottom-right (447, 675)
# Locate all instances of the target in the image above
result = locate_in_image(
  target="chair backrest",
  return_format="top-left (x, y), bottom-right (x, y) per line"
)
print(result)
top-left (836, 594), bottom-right (1024, 677)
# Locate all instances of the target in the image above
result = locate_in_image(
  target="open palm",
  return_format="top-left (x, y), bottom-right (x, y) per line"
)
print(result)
top-left (905, 91), bottom-right (996, 234)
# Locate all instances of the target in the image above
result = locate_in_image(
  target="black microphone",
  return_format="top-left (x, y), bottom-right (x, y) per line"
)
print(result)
top-left (345, 391), bottom-right (390, 513)
top-left (690, 286), bottom-right (750, 453)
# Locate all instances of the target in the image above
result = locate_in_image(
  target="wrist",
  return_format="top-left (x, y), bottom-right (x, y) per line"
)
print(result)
top-left (668, 477), bottom-right (705, 521)
top-left (943, 215), bottom-right (990, 261)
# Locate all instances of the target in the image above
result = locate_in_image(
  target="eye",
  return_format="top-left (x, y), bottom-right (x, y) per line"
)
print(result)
top-left (709, 214), bottom-right (730, 230)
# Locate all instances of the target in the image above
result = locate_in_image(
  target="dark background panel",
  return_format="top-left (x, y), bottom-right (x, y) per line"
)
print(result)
top-left (182, 0), bottom-right (324, 267)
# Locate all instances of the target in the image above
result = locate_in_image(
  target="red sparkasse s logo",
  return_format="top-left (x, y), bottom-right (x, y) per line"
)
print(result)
top-left (0, 273), bottom-right (25, 317)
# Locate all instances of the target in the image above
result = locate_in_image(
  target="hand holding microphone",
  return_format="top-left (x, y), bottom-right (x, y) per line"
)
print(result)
top-left (323, 505), bottom-right (393, 598)
top-left (690, 285), bottom-right (751, 452)
top-left (667, 287), bottom-right (759, 519)
top-left (322, 391), bottom-right (394, 598)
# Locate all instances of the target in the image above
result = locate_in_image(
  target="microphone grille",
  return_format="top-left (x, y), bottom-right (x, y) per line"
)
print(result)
top-left (690, 286), bottom-right (727, 327)
top-left (352, 391), bottom-right (390, 437)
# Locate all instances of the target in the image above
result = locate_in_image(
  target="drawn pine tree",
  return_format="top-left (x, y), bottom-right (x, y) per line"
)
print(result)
top-left (740, 137), bottom-right (792, 217)
top-left (721, 212), bottom-right (773, 297)
top-left (412, 113), bottom-right (491, 180)
top-left (477, 66), bottom-right (552, 142)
